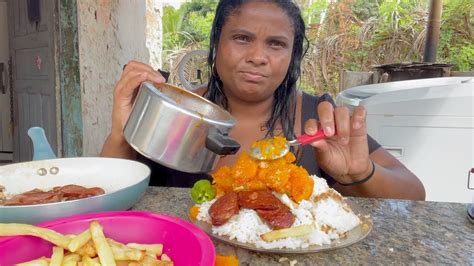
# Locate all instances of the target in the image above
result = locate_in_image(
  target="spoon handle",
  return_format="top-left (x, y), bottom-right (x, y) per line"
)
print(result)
top-left (296, 129), bottom-right (327, 145)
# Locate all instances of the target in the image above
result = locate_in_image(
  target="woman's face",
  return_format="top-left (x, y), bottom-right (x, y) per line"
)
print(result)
top-left (215, 1), bottom-right (294, 104)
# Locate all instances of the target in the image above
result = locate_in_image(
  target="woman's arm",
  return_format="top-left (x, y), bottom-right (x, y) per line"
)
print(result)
top-left (100, 130), bottom-right (136, 159)
top-left (333, 147), bottom-right (426, 200)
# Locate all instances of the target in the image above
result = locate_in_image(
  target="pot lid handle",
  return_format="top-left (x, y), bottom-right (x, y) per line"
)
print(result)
top-left (205, 128), bottom-right (240, 155)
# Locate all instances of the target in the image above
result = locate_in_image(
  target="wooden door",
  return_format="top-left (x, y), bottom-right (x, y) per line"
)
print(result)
top-left (0, 0), bottom-right (13, 164)
top-left (8, 0), bottom-right (58, 162)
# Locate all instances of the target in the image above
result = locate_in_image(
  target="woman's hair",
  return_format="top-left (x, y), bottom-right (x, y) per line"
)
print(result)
top-left (204, 0), bottom-right (309, 141)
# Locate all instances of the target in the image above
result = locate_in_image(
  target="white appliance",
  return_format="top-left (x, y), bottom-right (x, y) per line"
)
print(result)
top-left (336, 77), bottom-right (474, 203)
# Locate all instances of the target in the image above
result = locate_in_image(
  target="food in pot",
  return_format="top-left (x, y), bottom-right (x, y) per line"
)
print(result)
top-left (0, 184), bottom-right (105, 206)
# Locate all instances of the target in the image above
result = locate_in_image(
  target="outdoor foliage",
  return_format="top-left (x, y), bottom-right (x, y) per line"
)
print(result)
top-left (162, 0), bottom-right (217, 79)
top-left (162, 0), bottom-right (473, 96)
top-left (436, 0), bottom-right (474, 70)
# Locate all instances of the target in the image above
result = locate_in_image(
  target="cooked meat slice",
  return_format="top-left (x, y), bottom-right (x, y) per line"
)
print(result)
top-left (57, 185), bottom-right (105, 200)
top-left (256, 203), bottom-right (295, 229)
top-left (56, 184), bottom-right (90, 194)
top-left (0, 185), bottom-right (6, 203)
top-left (238, 190), bottom-right (281, 210)
top-left (85, 187), bottom-right (106, 196)
top-left (1, 185), bottom-right (105, 206)
top-left (3, 190), bottom-right (60, 205)
top-left (209, 192), bottom-right (240, 226)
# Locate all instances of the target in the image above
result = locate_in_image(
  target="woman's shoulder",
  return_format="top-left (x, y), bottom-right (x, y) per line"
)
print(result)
top-left (301, 91), bottom-right (336, 107)
top-left (191, 84), bottom-right (207, 97)
top-left (299, 90), bottom-right (336, 121)
top-left (301, 90), bottom-right (335, 100)
top-left (300, 91), bottom-right (325, 108)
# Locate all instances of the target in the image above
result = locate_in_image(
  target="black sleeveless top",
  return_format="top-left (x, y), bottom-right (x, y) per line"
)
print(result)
top-left (138, 92), bottom-right (381, 187)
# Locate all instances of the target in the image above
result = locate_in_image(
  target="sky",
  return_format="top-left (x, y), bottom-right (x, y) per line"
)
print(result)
top-left (159, 0), bottom-right (185, 9)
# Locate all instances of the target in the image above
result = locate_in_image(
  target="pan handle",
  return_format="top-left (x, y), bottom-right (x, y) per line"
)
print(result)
top-left (28, 127), bottom-right (57, 160)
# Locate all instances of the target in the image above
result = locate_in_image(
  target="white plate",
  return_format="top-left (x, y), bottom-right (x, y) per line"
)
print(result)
top-left (190, 199), bottom-right (373, 254)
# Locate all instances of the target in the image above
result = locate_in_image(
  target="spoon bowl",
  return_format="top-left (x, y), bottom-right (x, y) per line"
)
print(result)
top-left (250, 129), bottom-right (327, 160)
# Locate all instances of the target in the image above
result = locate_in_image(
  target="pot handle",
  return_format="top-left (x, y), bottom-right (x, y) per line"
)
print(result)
top-left (205, 128), bottom-right (240, 155)
top-left (27, 127), bottom-right (57, 161)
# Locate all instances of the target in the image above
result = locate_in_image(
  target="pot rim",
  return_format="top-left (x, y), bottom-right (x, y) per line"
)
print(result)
top-left (142, 82), bottom-right (236, 128)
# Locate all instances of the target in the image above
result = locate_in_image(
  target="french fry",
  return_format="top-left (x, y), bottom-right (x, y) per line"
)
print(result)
top-left (116, 261), bottom-right (134, 266)
top-left (260, 224), bottom-right (315, 242)
top-left (15, 257), bottom-right (50, 266)
top-left (68, 229), bottom-right (92, 252)
top-left (156, 260), bottom-right (174, 266)
top-left (142, 254), bottom-right (160, 264)
top-left (81, 256), bottom-right (100, 266)
top-left (6, 221), bottom-right (174, 266)
top-left (64, 253), bottom-right (82, 263)
top-left (126, 243), bottom-right (163, 256)
top-left (90, 220), bottom-right (116, 266)
top-left (156, 261), bottom-right (174, 265)
top-left (50, 246), bottom-right (64, 266)
top-left (133, 257), bottom-right (173, 266)
top-left (0, 223), bottom-right (70, 248)
top-left (161, 253), bottom-right (171, 261)
top-left (63, 260), bottom-right (78, 266)
top-left (108, 238), bottom-right (145, 261)
top-left (75, 240), bottom-right (97, 257)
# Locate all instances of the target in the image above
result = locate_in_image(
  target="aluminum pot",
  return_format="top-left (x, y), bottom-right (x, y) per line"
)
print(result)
top-left (124, 82), bottom-right (240, 173)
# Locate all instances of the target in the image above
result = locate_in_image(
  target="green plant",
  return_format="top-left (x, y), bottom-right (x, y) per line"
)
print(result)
top-left (162, 0), bottom-right (473, 95)
top-left (437, 0), bottom-right (474, 70)
top-left (350, 0), bottom-right (380, 21)
top-left (297, 0), bottom-right (330, 26)
top-left (186, 11), bottom-right (215, 49)
top-left (301, 0), bottom-right (473, 96)
top-left (446, 42), bottom-right (474, 71)
top-left (162, 6), bottom-right (186, 50)
top-left (162, 1), bottom-right (217, 83)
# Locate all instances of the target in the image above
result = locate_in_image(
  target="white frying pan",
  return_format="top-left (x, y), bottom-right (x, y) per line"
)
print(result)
top-left (0, 128), bottom-right (150, 224)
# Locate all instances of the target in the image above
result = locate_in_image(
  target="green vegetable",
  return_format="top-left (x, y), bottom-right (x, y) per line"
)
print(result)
top-left (191, 179), bottom-right (216, 204)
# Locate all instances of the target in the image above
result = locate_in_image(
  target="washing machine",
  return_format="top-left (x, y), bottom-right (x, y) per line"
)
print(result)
top-left (336, 77), bottom-right (474, 203)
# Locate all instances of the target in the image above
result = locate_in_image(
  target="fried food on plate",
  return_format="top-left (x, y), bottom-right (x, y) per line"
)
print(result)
top-left (0, 221), bottom-right (174, 265)
top-left (260, 224), bottom-right (315, 242)
top-left (68, 229), bottom-right (91, 252)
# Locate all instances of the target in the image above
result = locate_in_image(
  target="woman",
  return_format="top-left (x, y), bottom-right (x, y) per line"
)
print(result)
top-left (101, 0), bottom-right (425, 200)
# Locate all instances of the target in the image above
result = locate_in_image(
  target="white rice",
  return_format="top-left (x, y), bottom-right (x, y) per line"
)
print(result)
top-left (196, 175), bottom-right (361, 249)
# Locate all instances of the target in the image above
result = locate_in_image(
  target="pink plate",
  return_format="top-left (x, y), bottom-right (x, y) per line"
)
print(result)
top-left (0, 211), bottom-right (215, 266)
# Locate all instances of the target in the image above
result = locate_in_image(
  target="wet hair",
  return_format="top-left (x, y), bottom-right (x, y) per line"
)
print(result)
top-left (204, 0), bottom-right (309, 141)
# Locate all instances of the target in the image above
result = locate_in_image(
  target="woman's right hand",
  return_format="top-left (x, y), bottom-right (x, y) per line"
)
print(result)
top-left (111, 61), bottom-right (165, 137)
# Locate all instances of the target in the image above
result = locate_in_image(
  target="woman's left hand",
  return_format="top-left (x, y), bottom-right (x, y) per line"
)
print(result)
top-left (304, 102), bottom-right (373, 184)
